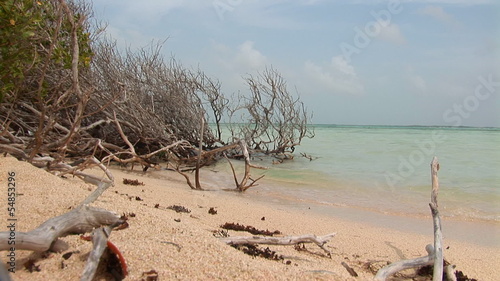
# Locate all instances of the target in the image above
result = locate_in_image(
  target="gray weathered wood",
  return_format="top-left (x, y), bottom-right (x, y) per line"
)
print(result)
top-left (430, 156), bottom-right (443, 281)
top-left (0, 262), bottom-right (12, 281)
top-left (374, 244), bottom-right (435, 281)
top-left (80, 225), bottom-right (116, 281)
top-left (0, 205), bottom-right (120, 252)
top-left (375, 156), bottom-right (447, 281)
top-left (220, 233), bottom-right (336, 256)
top-left (79, 181), bottom-right (112, 206)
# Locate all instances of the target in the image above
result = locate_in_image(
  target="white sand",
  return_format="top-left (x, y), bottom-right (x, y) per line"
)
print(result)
top-left (1, 156), bottom-right (498, 280)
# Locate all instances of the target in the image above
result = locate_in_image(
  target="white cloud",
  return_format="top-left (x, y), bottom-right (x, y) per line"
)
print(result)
top-left (208, 40), bottom-right (270, 94)
top-left (304, 56), bottom-right (364, 96)
top-left (378, 22), bottom-right (406, 45)
top-left (234, 41), bottom-right (269, 70)
top-left (417, 5), bottom-right (461, 28)
top-left (410, 75), bottom-right (427, 93)
top-left (406, 66), bottom-right (427, 94)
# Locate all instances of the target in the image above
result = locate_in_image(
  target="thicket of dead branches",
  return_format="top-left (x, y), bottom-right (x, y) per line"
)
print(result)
top-left (0, 0), bottom-right (314, 187)
top-left (228, 67), bottom-right (314, 158)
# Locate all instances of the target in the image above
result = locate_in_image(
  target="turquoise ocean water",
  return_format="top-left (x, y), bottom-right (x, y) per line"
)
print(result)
top-left (215, 125), bottom-right (500, 222)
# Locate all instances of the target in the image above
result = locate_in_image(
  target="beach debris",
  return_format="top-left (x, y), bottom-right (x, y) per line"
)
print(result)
top-left (454, 270), bottom-right (477, 281)
top-left (106, 240), bottom-right (128, 280)
top-left (292, 242), bottom-right (331, 258)
top-left (0, 205), bottom-right (122, 253)
top-left (213, 229), bottom-right (229, 238)
top-left (122, 178), bottom-right (145, 186)
top-left (375, 157), bottom-right (466, 281)
top-left (224, 139), bottom-right (268, 192)
top-left (231, 244), bottom-right (284, 261)
top-left (115, 220), bottom-right (129, 231)
top-left (174, 218), bottom-right (181, 222)
top-left (135, 196), bottom-right (143, 201)
top-left (208, 207), bottom-right (218, 215)
top-left (220, 233), bottom-right (336, 257)
top-left (220, 222), bottom-right (281, 236)
top-left (80, 225), bottom-right (128, 281)
top-left (161, 241), bottom-right (182, 252)
top-left (362, 260), bottom-right (388, 275)
top-left (167, 205), bottom-right (191, 213)
top-left (62, 252), bottom-right (73, 260)
top-left (24, 259), bottom-right (41, 273)
top-left (341, 261), bottom-right (358, 277)
top-left (122, 212), bottom-right (136, 219)
top-left (141, 269), bottom-right (159, 281)
top-left (300, 152), bottom-right (318, 161)
top-left (294, 243), bottom-right (307, 252)
top-left (261, 216), bottom-right (265, 221)
top-left (62, 250), bottom-right (80, 260)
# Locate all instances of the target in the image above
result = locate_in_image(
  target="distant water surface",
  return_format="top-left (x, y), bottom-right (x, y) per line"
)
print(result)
top-left (214, 125), bottom-right (500, 222)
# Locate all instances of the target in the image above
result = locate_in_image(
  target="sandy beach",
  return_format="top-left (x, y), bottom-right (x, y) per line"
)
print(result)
top-left (1, 155), bottom-right (499, 280)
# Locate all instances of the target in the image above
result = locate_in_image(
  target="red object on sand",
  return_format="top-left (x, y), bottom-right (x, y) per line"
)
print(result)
top-left (106, 240), bottom-right (128, 277)
top-left (79, 235), bottom-right (128, 277)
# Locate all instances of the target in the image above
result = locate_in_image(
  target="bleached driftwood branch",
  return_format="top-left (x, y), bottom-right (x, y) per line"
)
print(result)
top-left (220, 233), bottom-right (336, 256)
top-left (0, 205), bottom-right (121, 252)
top-left (374, 157), bottom-right (448, 281)
top-left (430, 156), bottom-right (443, 281)
top-left (81, 226), bottom-right (114, 281)
top-left (80, 181), bottom-right (112, 207)
top-left (374, 244), bottom-right (435, 281)
top-left (0, 262), bottom-right (12, 281)
top-left (80, 222), bottom-right (127, 281)
top-left (226, 139), bottom-right (267, 192)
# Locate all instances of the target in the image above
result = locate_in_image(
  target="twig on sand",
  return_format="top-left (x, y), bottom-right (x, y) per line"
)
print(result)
top-left (220, 233), bottom-right (336, 257)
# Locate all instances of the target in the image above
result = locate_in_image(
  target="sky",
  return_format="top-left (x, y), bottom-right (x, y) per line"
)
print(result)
top-left (91, 0), bottom-right (499, 127)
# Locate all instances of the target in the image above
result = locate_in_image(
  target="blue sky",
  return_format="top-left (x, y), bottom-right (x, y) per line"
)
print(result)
top-left (92, 0), bottom-right (499, 127)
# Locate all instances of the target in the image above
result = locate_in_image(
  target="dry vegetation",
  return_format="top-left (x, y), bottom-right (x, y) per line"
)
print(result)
top-left (0, 0), bottom-right (313, 178)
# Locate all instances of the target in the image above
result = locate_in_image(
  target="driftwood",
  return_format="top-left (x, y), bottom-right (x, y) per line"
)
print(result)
top-left (430, 156), bottom-right (444, 281)
top-left (445, 265), bottom-right (458, 281)
top-left (80, 222), bottom-right (126, 281)
top-left (102, 112), bottom-right (192, 171)
top-left (0, 205), bottom-right (121, 252)
top-left (80, 181), bottom-right (112, 207)
top-left (81, 227), bottom-right (111, 281)
top-left (220, 233), bottom-right (336, 256)
top-left (341, 261), bottom-right (359, 277)
top-left (177, 138), bottom-right (267, 192)
top-left (226, 139), bottom-right (267, 192)
top-left (375, 157), bottom-right (450, 281)
top-left (374, 244), bottom-right (435, 281)
top-left (195, 117), bottom-right (204, 189)
top-left (0, 262), bottom-right (12, 281)
top-left (0, 154), bottom-right (122, 279)
top-left (176, 118), bottom-right (206, 190)
top-left (0, 182), bottom-right (123, 280)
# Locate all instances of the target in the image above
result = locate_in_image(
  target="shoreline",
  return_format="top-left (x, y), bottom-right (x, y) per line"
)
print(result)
top-left (233, 182), bottom-right (500, 248)
top-left (1, 156), bottom-right (499, 280)
top-left (201, 162), bottom-right (500, 248)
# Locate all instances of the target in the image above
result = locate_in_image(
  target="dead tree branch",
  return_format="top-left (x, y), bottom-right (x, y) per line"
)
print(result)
top-left (220, 233), bottom-right (336, 257)
top-left (225, 139), bottom-right (267, 192)
top-left (80, 222), bottom-right (126, 281)
top-left (0, 205), bottom-right (121, 252)
top-left (430, 156), bottom-right (444, 281)
top-left (195, 117), bottom-right (204, 189)
top-left (374, 244), bottom-right (435, 281)
top-left (375, 157), bottom-right (449, 281)
top-left (228, 67), bottom-right (314, 157)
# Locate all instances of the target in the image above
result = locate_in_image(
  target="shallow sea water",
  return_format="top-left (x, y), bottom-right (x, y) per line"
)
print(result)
top-left (213, 125), bottom-right (500, 222)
